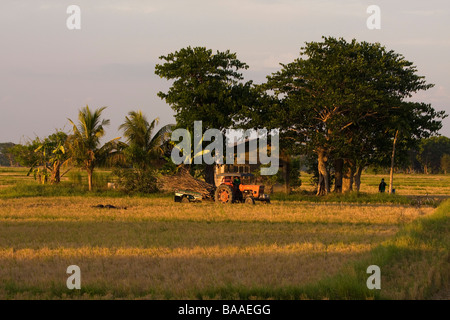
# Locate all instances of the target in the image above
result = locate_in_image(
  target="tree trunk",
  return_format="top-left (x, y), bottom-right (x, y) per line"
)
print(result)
top-left (354, 165), bottom-right (364, 192)
top-left (87, 168), bottom-right (93, 191)
top-left (283, 157), bottom-right (290, 193)
top-left (342, 159), bottom-right (356, 193)
top-left (334, 158), bottom-right (343, 193)
top-left (389, 130), bottom-right (399, 194)
top-left (7, 154), bottom-right (13, 167)
top-left (316, 149), bottom-right (329, 196)
top-left (50, 161), bottom-right (61, 184)
top-left (39, 168), bottom-right (48, 184)
top-left (204, 164), bottom-right (216, 187)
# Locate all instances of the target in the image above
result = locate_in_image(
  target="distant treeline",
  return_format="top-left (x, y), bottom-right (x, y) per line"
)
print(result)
top-left (0, 142), bottom-right (16, 167)
top-left (2, 136), bottom-right (449, 174)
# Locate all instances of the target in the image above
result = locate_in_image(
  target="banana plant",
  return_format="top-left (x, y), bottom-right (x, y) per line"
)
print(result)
top-left (26, 131), bottom-right (70, 184)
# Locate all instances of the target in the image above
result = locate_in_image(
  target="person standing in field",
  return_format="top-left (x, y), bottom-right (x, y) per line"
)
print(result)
top-left (378, 178), bottom-right (387, 193)
top-left (233, 176), bottom-right (242, 202)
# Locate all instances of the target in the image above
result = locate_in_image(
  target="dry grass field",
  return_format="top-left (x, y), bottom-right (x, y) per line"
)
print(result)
top-left (0, 168), bottom-right (448, 300)
top-left (0, 196), bottom-right (438, 299)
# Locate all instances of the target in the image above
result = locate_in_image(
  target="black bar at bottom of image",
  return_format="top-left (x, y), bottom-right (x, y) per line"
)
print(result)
top-left (0, 299), bottom-right (447, 319)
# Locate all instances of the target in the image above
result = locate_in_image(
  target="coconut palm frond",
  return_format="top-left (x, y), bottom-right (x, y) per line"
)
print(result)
top-left (119, 111), bottom-right (174, 168)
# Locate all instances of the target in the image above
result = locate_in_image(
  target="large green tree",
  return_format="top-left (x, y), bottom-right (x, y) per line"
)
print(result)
top-left (9, 142), bottom-right (39, 168)
top-left (0, 143), bottom-right (16, 166)
top-left (254, 37), bottom-right (445, 195)
top-left (441, 154), bottom-right (450, 174)
top-left (384, 102), bottom-right (445, 192)
top-left (417, 136), bottom-right (450, 174)
top-left (67, 106), bottom-right (122, 191)
top-left (155, 46), bottom-right (253, 184)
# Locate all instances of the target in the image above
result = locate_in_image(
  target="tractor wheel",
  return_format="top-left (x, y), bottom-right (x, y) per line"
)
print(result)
top-left (245, 197), bottom-right (255, 205)
top-left (215, 185), bottom-right (233, 204)
top-left (181, 197), bottom-right (190, 203)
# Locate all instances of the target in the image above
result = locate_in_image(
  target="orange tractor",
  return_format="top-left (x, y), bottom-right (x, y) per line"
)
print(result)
top-left (214, 173), bottom-right (270, 204)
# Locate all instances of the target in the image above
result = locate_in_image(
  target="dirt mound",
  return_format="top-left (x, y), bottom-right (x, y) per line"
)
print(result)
top-left (157, 168), bottom-right (214, 199)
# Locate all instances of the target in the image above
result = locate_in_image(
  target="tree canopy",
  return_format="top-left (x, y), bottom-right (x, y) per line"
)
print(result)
top-left (155, 46), bottom-right (252, 131)
top-left (417, 136), bottom-right (450, 173)
top-left (0, 142), bottom-right (16, 167)
top-left (247, 37), bottom-right (446, 194)
top-left (155, 46), bottom-right (255, 184)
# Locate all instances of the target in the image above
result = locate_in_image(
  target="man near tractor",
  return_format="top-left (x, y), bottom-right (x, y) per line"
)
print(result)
top-left (378, 178), bottom-right (387, 193)
top-left (233, 176), bottom-right (242, 202)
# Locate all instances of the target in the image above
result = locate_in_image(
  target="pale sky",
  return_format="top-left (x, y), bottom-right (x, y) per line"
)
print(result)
top-left (1, 0), bottom-right (449, 144)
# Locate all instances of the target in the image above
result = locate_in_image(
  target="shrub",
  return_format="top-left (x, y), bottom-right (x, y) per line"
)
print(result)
top-left (113, 168), bottom-right (159, 194)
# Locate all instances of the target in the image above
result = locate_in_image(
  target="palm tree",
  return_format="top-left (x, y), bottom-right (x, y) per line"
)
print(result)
top-left (68, 105), bottom-right (121, 191)
top-left (119, 111), bottom-right (173, 169)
